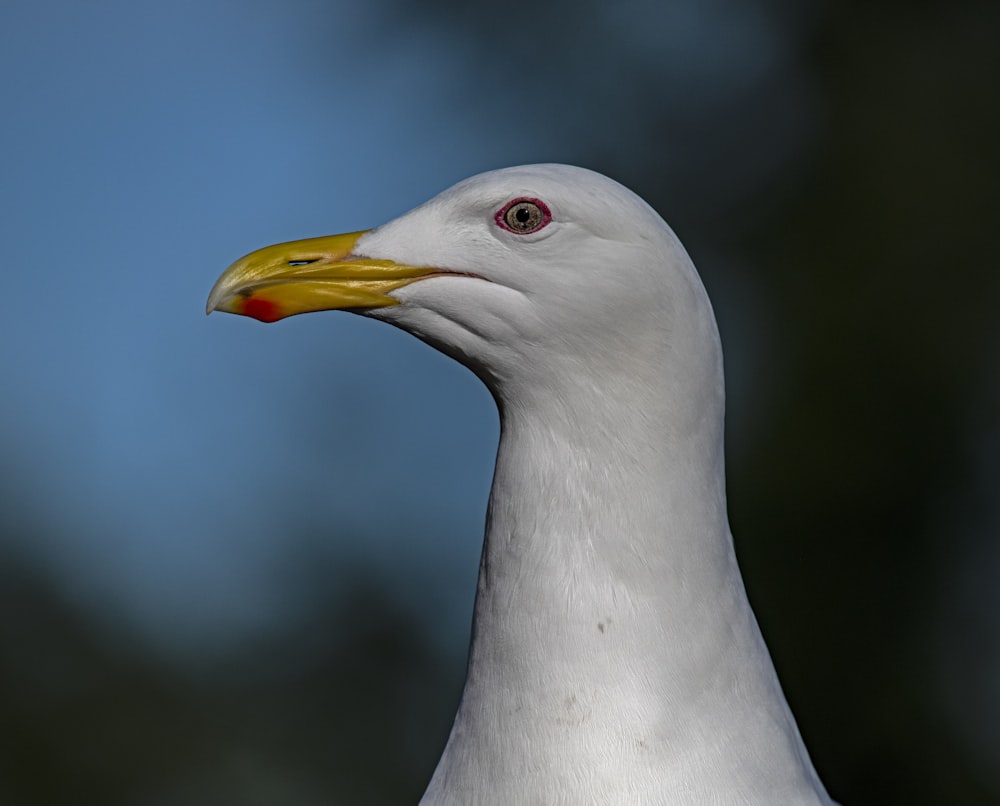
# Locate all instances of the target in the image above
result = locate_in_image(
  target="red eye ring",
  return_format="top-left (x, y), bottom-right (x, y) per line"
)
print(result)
top-left (495, 197), bottom-right (552, 235)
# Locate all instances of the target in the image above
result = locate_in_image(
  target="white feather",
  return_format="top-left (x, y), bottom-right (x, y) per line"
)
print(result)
top-left (355, 165), bottom-right (836, 804)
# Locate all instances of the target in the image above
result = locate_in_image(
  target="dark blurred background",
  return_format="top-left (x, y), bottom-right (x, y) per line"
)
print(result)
top-left (1, 0), bottom-right (997, 803)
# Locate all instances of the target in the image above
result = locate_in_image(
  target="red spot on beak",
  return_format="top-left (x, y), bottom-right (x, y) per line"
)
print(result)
top-left (241, 296), bottom-right (283, 323)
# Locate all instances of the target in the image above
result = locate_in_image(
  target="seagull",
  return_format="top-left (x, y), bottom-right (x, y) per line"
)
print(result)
top-left (207, 164), bottom-right (838, 804)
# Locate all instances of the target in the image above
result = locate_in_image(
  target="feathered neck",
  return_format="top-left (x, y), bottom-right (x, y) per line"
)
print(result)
top-left (421, 327), bottom-right (833, 804)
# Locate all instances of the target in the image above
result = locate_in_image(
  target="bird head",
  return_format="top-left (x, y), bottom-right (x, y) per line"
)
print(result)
top-left (207, 164), bottom-right (713, 396)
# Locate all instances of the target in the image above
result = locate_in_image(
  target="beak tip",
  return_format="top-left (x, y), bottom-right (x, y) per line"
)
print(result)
top-left (205, 284), bottom-right (227, 316)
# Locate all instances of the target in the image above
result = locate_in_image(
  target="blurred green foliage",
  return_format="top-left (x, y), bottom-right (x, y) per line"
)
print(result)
top-left (0, 545), bottom-right (460, 805)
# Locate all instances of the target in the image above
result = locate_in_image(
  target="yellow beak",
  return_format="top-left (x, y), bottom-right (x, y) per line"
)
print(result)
top-left (206, 230), bottom-right (439, 322)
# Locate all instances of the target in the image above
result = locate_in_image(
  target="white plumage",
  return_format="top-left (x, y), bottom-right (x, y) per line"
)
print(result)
top-left (209, 164), bottom-right (837, 804)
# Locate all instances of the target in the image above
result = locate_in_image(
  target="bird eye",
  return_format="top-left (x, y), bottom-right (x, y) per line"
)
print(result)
top-left (495, 197), bottom-right (551, 234)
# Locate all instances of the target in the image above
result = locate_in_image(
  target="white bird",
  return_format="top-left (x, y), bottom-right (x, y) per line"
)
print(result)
top-left (208, 164), bottom-right (838, 804)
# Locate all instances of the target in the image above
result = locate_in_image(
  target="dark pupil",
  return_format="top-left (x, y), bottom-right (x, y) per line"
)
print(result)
top-left (515, 206), bottom-right (531, 223)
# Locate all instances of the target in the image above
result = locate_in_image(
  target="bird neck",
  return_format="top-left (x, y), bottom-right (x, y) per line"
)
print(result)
top-left (423, 358), bottom-right (830, 803)
top-left (474, 367), bottom-right (740, 707)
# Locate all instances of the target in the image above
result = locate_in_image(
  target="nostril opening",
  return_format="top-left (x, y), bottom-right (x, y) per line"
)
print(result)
top-left (288, 259), bottom-right (320, 267)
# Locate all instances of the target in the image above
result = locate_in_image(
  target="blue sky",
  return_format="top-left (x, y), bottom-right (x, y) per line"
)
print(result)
top-left (0, 0), bottom-right (550, 656)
